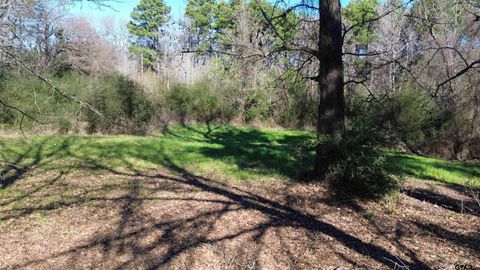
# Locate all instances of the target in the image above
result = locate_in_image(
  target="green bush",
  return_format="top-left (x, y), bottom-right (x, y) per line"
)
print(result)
top-left (84, 82), bottom-right (117, 134)
top-left (319, 114), bottom-right (400, 199)
top-left (242, 90), bottom-right (274, 124)
top-left (334, 127), bottom-right (400, 199)
top-left (0, 67), bottom-right (319, 132)
top-left (115, 76), bottom-right (153, 134)
top-left (347, 85), bottom-right (449, 152)
top-left (0, 71), bottom-right (77, 128)
top-left (164, 84), bottom-right (195, 124)
top-left (85, 74), bottom-right (153, 135)
top-left (164, 78), bottom-right (238, 126)
top-left (272, 71), bottom-right (316, 129)
top-left (390, 86), bottom-right (444, 149)
top-left (276, 90), bottom-right (317, 129)
top-left (0, 71), bottom-right (155, 135)
top-left (58, 118), bottom-right (72, 134)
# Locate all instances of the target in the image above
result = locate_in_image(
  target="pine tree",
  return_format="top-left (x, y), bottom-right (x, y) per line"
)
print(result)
top-left (185, 0), bottom-right (216, 51)
top-left (127, 0), bottom-right (171, 70)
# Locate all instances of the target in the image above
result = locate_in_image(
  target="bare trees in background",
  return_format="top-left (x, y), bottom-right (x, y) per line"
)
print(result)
top-left (0, 0), bottom-right (120, 72)
top-left (1, 0), bottom-right (62, 69)
top-left (340, 0), bottom-right (480, 157)
top-left (0, 0), bottom-right (126, 125)
top-left (61, 16), bottom-right (120, 74)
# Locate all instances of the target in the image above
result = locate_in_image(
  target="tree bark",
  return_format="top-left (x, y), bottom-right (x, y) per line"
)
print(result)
top-left (317, 0), bottom-right (345, 138)
top-left (315, 0), bottom-right (346, 177)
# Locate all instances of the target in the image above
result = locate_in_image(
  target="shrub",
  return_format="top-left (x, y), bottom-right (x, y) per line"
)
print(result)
top-left (191, 80), bottom-right (237, 125)
top-left (0, 71), bottom-right (73, 128)
top-left (390, 86), bottom-right (445, 149)
top-left (243, 92), bottom-right (270, 123)
top-left (58, 118), bottom-right (72, 134)
top-left (85, 84), bottom-right (115, 134)
top-left (347, 85), bottom-right (449, 153)
top-left (115, 76), bottom-right (153, 134)
top-left (320, 115), bottom-right (401, 199)
top-left (164, 84), bottom-right (194, 125)
top-left (164, 78), bottom-right (238, 126)
top-left (85, 74), bottom-right (153, 135)
top-left (273, 72), bottom-right (317, 129)
top-left (0, 106), bottom-right (15, 126)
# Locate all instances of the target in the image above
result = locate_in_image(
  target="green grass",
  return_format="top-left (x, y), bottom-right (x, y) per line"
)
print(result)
top-left (0, 125), bottom-right (478, 187)
top-left (0, 125), bottom-right (316, 184)
top-left (386, 152), bottom-right (480, 186)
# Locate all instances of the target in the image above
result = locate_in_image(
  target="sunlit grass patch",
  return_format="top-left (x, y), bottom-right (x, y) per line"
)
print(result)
top-left (386, 152), bottom-right (480, 186)
top-left (0, 125), bottom-right (315, 183)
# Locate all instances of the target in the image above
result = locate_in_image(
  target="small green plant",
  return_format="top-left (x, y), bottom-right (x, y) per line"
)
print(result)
top-left (36, 211), bottom-right (48, 226)
top-left (382, 190), bottom-right (401, 214)
top-left (365, 210), bottom-right (377, 220)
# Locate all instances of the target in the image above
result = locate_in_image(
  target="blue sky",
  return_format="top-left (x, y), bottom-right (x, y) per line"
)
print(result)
top-left (69, 0), bottom-right (350, 25)
top-left (69, 0), bottom-right (187, 23)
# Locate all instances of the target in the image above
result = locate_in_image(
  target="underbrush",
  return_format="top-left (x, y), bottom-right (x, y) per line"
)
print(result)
top-left (0, 70), bottom-right (319, 134)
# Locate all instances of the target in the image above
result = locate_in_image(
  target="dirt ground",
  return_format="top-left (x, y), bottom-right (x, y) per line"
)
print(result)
top-left (0, 168), bottom-right (479, 270)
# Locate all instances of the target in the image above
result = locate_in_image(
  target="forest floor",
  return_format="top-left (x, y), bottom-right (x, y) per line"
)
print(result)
top-left (0, 125), bottom-right (479, 269)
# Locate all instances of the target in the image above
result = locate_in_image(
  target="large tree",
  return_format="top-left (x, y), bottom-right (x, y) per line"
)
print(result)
top-left (183, 0), bottom-right (346, 173)
top-left (317, 0), bottom-right (345, 138)
top-left (315, 0), bottom-right (346, 175)
top-left (253, 0), bottom-right (346, 175)
top-left (127, 0), bottom-right (171, 71)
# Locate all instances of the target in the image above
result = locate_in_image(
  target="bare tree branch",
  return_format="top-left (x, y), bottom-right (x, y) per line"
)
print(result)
top-left (437, 58), bottom-right (480, 90)
top-left (0, 46), bottom-right (105, 118)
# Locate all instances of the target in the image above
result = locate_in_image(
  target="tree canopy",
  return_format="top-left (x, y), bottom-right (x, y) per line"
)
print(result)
top-left (127, 0), bottom-right (171, 70)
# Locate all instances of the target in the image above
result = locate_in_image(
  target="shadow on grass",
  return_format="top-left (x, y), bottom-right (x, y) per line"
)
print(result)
top-left (0, 138), bottom-right (72, 189)
top-left (387, 153), bottom-right (480, 184)
top-left (166, 125), bottom-right (316, 180)
top-left (0, 132), bottom-right (435, 270)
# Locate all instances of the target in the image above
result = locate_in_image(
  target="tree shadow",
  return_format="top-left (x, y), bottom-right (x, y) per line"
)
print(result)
top-left (402, 186), bottom-right (480, 216)
top-left (167, 125), bottom-right (316, 180)
top-left (6, 168), bottom-right (431, 269)
top-left (0, 137), bottom-right (72, 189)
top-left (410, 221), bottom-right (480, 252)
top-left (2, 134), bottom-right (478, 269)
top-left (0, 137), bottom-right (432, 269)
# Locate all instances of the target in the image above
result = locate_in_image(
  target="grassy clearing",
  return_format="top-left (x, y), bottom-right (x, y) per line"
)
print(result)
top-left (0, 125), bottom-right (315, 184)
top-left (0, 125), bottom-right (478, 188)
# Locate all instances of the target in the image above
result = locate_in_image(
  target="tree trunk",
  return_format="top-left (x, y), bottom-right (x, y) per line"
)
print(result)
top-left (314, 0), bottom-right (346, 177)
top-left (237, 0), bottom-right (250, 123)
